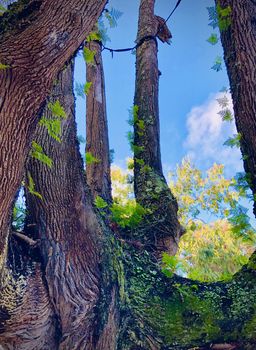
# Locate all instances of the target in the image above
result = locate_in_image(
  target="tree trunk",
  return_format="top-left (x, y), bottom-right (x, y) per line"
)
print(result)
top-left (217, 0), bottom-right (256, 215)
top-left (0, 0), bottom-right (106, 277)
top-left (86, 39), bottom-right (112, 204)
top-left (133, 0), bottom-right (182, 256)
top-left (23, 61), bottom-right (119, 349)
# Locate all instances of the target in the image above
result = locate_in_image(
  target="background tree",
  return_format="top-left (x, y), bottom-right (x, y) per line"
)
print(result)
top-left (85, 31), bottom-right (112, 204)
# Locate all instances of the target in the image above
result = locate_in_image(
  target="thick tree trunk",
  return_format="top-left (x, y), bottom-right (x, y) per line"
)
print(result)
top-left (133, 0), bottom-right (182, 256)
top-left (24, 62), bottom-right (119, 349)
top-left (86, 39), bottom-right (112, 204)
top-left (217, 0), bottom-right (256, 215)
top-left (0, 0), bottom-right (106, 277)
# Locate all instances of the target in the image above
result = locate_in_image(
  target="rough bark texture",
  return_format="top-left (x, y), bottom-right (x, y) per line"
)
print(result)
top-left (133, 0), bottom-right (183, 256)
top-left (86, 40), bottom-right (112, 204)
top-left (24, 62), bottom-right (119, 349)
top-left (0, 0), bottom-right (106, 273)
top-left (217, 0), bottom-right (256, 215)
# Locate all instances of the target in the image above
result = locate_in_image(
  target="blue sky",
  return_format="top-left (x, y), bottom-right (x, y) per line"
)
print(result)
top-left (74, 0), bottom-right (242, 177)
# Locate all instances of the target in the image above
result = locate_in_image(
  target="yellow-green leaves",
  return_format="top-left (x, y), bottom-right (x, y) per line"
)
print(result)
top-left (83, 47), bottom-right (96, 65)
top-left (31, 141), bottom-right (53, 168)
top-left (85, 152), bottom-right (100, 165)
top-left (94, 195), bottom-right (108, 209)
top-left (27, 173), bottom-right (42, 200)
top-left (48, 100), bottom-right (66, 119)
top-left (0, 62), bottom-right (10, 69)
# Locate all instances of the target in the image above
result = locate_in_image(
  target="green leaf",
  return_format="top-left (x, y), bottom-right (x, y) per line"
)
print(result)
top-left (48, 100), bottom-right (66, 118)
top-left (95, 195), bottom-right (108, 209)
top-left (83, 47), bottom-right (96, 65)
top-left (84, 81), bottom-right (92, 95)
top-left (223, 133), bottom-right (241, 148)
top-left (27, 173), bottom-right (42, 200)
top-left (39, 117), bottom-right (62, 142)
top-left (207, 33), bottom-right (218, 45)
top-left (86, 31), bottom-right (101, 42)
top-left (31, 141), bottom-right (53, 167)
top-left (211, 56), bottom-right (222, 72)
top-left (217, 4), bottom-right (232, 31)
top-left (0, 62), bottom-right (10, 69)
top-left (85, 152), bottom-right (100, 165)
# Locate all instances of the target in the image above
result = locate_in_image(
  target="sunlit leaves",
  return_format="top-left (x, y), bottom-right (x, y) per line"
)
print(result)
top-left (207, 33), bottom-right (218, 45)
top-left (83, 47), bottom-right (96, 65)
top-left (48, 100), bottom-right (66, 118)
top-left (39, 117), bottom-right (62, 142)
top-left (85, 152), bottom-right (100, 165)
top-left (31, 141), bottom-right (53, 168)
top-left (223, 133), bottom-right (241, 148)
top-left (94, 195), bottom-right (108, 209)
top-left (75, 82), bottom-right (92, 98)
top-left (216, 3), bottom-right (232, 31)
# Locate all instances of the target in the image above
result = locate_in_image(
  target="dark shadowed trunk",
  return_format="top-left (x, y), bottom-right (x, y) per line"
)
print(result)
top-left (86, 39), bottom-right (112, 204)
top-left (0, 0), bottom-right (106, 278)
top-left (133, 0), bottom-right (183, 255)
top-left (217, 0), bottom-right (256, 215)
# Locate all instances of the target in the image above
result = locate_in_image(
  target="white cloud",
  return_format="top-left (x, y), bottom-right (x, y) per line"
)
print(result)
top-left (184, 93), bottom-right (243, 176)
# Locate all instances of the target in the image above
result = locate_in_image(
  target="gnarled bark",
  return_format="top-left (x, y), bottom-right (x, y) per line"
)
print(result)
top-left (0, 0), bottom-right (106, 277)
top-left (133, 0), bottom-right (183, 256)
top-left (217, 0), bottom-right (256, 215)
top-left (86, 39), bottom-right (112, 204)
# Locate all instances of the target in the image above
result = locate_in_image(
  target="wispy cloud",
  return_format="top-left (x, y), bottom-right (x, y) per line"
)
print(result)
top-left (184, 93), bottom-right (243, 176)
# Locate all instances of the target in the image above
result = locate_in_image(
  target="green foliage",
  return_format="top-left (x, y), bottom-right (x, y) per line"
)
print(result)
top-left (0, 62), bottom-right (10, 69)
top-left (84, 81), bottom-right (92, 95)
top-left (48, 100), bottom-right (66, 118)
top-left (31, 141), bottom-right (53, 168)
top-left (223, 133), bottom-right (241, 148)
top-left (0, 4), bottom-right (6, 15)
top-left (94, 195), bottom-right (108, 209)
top-left (211, 56), bottom-right (222, 72)
top-left (207, 6), bottom-right (218, 29)
top-left (104, 7), bottom-right (123, 28)
top-left (83, 47), bottom-right (96, 65)
top-left (27, 173), bottom-right (42, 200)
top-left (75, 82), bottom-right (92, 98)
top-left (86, 31), bottom-right (101, 42)
top-left (161, 253), bottom-right (180, 277)
top-left (39, 117), bottom-right (62, 142)
top-left (168, 158), bottom-right (256, 281)
top-left (85, 152), bottom-right (100, 165)
top-left (216, 3), bottom-right (232, 31)
top-left (12, 203), bottom-right (26, 230)
top-left (207, 33), bottom-right (218, 45)
top-left (110, 201), bottom-right (148, 229)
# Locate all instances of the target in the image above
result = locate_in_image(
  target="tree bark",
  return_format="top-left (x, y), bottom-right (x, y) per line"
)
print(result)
top-left (86, 39), bottom-right (112, 204)
top-left (133, 0), bottom-right (183, 256)
top-left (24, 61), bottom-right (119, 349)
top-left (216, 0), bottom-right (256, 215)
top-left (0, 0), bottom-right (106, 276)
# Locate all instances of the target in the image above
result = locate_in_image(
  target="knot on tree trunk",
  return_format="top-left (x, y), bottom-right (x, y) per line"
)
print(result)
top-left (155, 15), bottom-right (172, 44)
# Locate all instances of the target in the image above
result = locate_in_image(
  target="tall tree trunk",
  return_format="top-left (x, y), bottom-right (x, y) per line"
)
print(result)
top-left (24, 61), bottom-right (119, 349)
top-left (0, 0), bottom-right (106, 278)
top-left (217, 0), bottom-right (256, 215)
top-left (133, 0), bottom-right (183, 256)
top-left (86, 39), bottom-right (112, 204)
